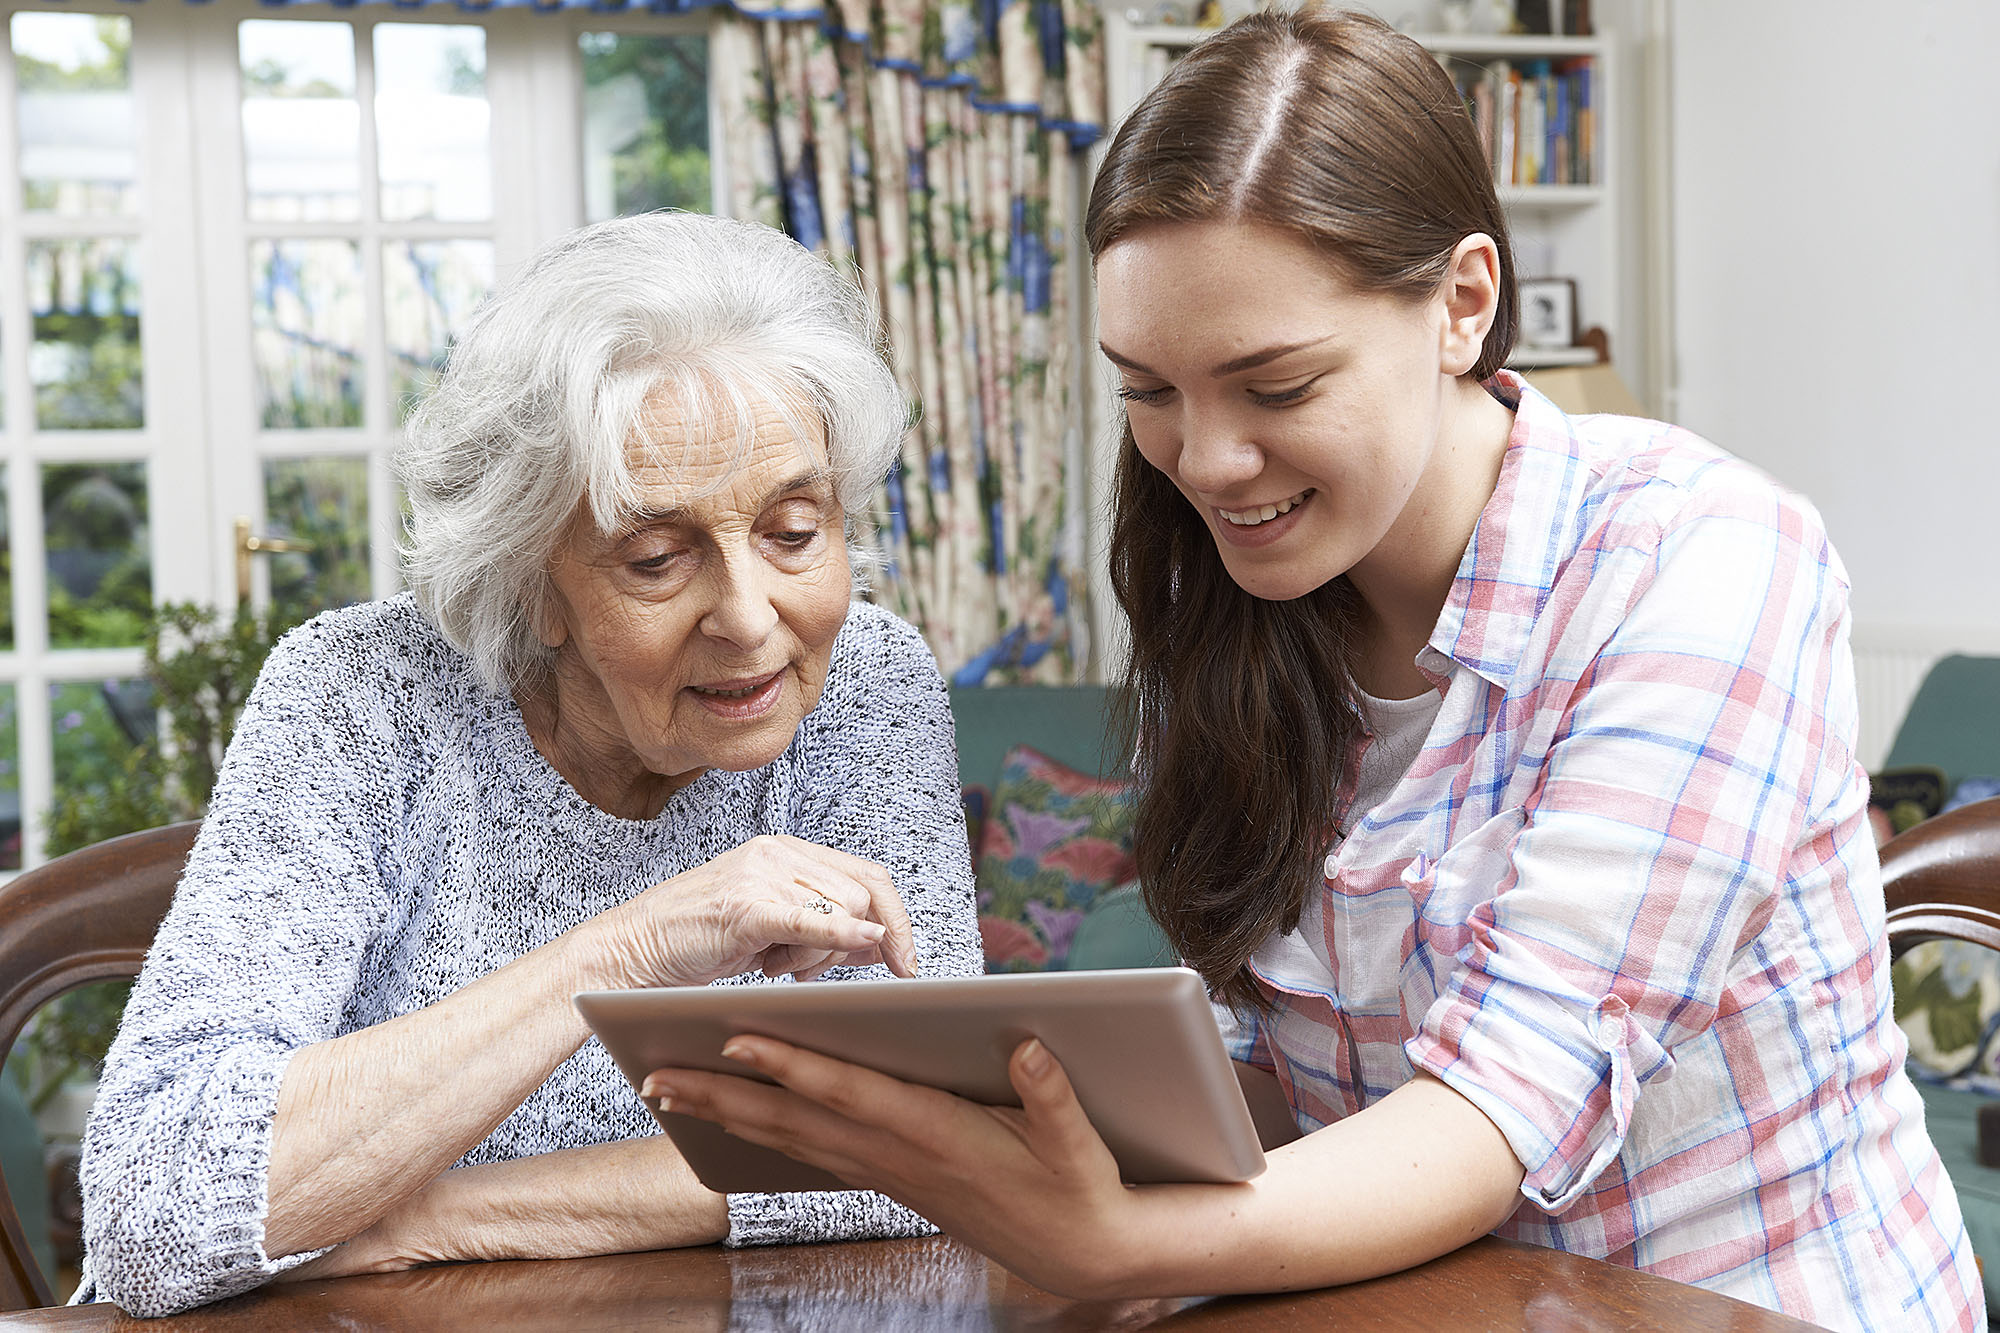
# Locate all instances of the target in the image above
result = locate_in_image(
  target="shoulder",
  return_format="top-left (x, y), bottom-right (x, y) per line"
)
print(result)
top-left (791, 601), bottom-right (952, 772)
top-left (816, 600), bottom-right (947, 714)
top-left (1567, 412), bottom-right (1837, 572)
top-left (251, 593), bottom-right (489, 735)
top-left (265, 594), bottom-right (474, 687)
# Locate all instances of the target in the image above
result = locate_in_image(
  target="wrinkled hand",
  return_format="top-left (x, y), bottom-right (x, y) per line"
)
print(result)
top-left (639, 1036), bottom-right (1143, 1297)
top-left (591, 835), bottom-right (917, 989)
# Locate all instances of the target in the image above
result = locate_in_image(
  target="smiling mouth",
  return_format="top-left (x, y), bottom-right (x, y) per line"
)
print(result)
top-left (690, 670), bottom-right (782, 699)
top-left (1217, 489), bottom-right (1313, 527)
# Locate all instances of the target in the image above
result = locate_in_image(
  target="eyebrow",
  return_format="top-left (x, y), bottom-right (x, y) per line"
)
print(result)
top-left (624, 469), bottom-right (836, 532)
top-left (1099, 335), bottom-right (1338, 379)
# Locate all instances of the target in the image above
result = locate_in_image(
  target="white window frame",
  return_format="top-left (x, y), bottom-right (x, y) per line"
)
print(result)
top-left (0, 0), bottom-right (208, 869)
top-left (0, 0), bottom-right (725, 872)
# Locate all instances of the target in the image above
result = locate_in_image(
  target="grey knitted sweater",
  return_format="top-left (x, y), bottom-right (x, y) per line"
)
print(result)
top-left (74, 595), bottom-right (982, 1317)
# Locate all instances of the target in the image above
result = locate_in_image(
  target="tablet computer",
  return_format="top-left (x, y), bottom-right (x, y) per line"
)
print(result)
top-left (574, 967), bottom-right (1265, 1194)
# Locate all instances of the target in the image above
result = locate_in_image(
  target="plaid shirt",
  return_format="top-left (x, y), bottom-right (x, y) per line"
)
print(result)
top-left (1219, 375), bottom-right (1981, 1330)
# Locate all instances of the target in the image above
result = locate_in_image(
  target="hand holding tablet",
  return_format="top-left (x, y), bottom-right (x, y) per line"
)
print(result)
top-left (575, 967), bottom-right (1267, 1194)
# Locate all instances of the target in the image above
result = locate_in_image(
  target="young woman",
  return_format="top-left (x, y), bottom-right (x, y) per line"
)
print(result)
top-left (645, 10), bottom-right (1980, 1328)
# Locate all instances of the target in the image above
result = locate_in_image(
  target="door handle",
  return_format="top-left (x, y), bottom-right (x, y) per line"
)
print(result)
top-left (234, 515), bottom-right (315, 605)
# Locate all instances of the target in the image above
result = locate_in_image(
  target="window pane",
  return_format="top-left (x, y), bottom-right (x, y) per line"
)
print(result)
top-left (239, 19), bottom-right (358, 223)
top-left (0, 684), bottom-right (18, 870)
top-left (383, 239), bottom-right (491, 421)
top-left (27, 240), bottom-right (144, 432)
top-left (251, 240), bottom-right (363, 430)
top-left (375, 24), bottom-right (489, 223)
top-left (43, 462), bottom-right (150, 650)
top-left (264, 456), bottom-right (370, 621)
top-left (11, 12), bottom-right (136, 216)
top-left (579, 32), bottom-right (711, 221)
top-left (50, 678), bottom-right (157, 825)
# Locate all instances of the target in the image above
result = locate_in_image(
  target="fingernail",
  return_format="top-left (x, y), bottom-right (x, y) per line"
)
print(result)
top-left (860, 922), bottom-right (886, 942)
top-left (1020, 1039), bottom-right (1050, 1077)
top-left (657, 1095), bottom-right (675, 1114)
top-left (721, 1039), bottom-right (757, 1066)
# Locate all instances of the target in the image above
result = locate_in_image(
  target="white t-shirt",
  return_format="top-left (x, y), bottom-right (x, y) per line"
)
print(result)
top-left (1251, 685), bottom-right (1443, 984)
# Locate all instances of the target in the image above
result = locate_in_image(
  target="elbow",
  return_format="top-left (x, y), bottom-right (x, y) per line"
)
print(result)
top-left (80, 1151), bottom-right (275, 1318)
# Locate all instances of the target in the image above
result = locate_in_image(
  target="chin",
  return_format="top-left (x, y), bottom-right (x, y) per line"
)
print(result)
top-left (708, 719), bottom-right (809, 773)
top-left (1217, 559), bottom-right (1327, 603)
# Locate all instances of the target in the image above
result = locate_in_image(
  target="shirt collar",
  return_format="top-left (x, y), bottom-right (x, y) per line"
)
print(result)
top-left (1423, 370), bottom-right (1593, 692)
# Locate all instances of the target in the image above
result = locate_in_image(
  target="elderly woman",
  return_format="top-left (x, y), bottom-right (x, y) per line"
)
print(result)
top-left (73, 213), bottom-right (982, 1317)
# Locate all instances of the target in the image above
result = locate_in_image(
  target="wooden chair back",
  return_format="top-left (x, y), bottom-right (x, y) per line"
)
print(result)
top-left (0, 822), bottom-right (198, 1312)
top-left (1881, 796), bottom-right (2000, 961)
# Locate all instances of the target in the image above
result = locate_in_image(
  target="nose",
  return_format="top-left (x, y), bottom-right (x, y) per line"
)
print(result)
top-left (1171, 408), bottom-right (1265, 497)
top-left (698, 554), bottom-right (780, 650)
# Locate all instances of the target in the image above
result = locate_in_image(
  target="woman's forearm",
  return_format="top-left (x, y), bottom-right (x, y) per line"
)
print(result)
top-left (265, 835), bottom-right (906, 1262)
top-left (1106, 1073), bottom-right (1524, 1298)
top-left (264, 927), bottom-right (612, 1259)
top-left (283, 1136), bottom-right (729, 1279)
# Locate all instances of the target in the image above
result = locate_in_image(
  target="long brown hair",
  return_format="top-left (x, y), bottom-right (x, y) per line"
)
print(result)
top-left (1089, 8), bottom-right (1518, 1009)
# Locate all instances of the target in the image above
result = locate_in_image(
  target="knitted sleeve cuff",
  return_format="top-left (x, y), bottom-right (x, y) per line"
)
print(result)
top-left (723, 1188), bottom-right (938, 1248)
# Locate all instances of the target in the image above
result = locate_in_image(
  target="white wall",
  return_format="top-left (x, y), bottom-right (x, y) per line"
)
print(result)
top-left (1670, 1), bottom-right (2000, 686)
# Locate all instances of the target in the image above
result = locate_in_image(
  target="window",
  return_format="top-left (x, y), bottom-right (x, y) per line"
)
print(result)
top-left (0, 0), bottom-right (720, 869)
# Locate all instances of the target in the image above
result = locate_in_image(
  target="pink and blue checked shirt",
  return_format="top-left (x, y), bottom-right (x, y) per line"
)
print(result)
top-left (1218, 375), bottom-right (1981, 1330)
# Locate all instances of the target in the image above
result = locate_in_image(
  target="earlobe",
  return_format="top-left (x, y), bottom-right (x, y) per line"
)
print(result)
top-left (1439, 233), bottom-right (1502, 377)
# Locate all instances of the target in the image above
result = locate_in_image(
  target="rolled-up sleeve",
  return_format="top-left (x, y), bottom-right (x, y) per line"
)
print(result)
top-left (1404, 484), bottom-right (1852, 1211)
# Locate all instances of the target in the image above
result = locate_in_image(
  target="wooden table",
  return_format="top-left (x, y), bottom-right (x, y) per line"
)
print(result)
top-left (0, 1235), bottom-right (1820, 1331)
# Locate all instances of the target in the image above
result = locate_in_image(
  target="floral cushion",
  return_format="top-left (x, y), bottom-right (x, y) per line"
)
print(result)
top-left (1893, 940), bottom-right (2000, 1086)
top-left (974, 745), bottom-right (1137, 972)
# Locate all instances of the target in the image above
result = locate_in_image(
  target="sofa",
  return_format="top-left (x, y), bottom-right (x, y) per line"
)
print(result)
top-left (948, 685), bottom-right (1173, 973)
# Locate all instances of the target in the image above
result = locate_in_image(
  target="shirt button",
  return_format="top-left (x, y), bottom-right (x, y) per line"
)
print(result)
top-left (1323, 852), bottom-right (1339, 878)
top-left (1598, 1016), bottom-right (1624, 1049)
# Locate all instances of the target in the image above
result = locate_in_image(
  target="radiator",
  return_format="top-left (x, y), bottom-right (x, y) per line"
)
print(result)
top-left (1852, 642), bottom-right (1944, 773)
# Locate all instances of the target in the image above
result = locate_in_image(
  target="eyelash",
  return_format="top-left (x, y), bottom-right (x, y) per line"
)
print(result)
top-left (1251, 382), bottom-right (1316, 407)
top-left (1116, 378), bottom-right (1321, 408)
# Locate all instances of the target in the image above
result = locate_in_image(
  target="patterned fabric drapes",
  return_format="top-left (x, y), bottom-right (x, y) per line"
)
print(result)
top-left (717, 0), bottom-right (1104, 685)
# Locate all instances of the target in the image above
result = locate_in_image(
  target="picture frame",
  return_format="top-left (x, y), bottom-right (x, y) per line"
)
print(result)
top-left (1518, 277), bottom-right (1578, 349)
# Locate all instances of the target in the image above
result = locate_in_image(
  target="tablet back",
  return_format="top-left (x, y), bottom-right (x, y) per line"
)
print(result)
top-left (575, 967), bottom-right (1264, 1194)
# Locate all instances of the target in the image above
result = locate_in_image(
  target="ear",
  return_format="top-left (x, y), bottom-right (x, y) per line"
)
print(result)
top-left (1437, 233), bottom-right (1502, 377)
top-left (531, 572), bottom-right (571, 651)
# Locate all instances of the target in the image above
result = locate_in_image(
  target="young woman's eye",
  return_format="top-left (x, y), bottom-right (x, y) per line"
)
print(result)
top-left (1116, 383), bottom-right (1173, 406)
top-left (1249, 378), bottom-right (1320, 407)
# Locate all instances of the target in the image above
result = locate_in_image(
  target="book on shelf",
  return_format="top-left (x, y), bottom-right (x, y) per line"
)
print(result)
top-left (1513, 0), bottom-right (1594, 35)
top-left (1452, 56), bottom-right (1594, 189)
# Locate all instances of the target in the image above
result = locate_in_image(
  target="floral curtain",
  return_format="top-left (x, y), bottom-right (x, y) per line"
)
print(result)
top-left (716, 0), bottom-right (1105, 685)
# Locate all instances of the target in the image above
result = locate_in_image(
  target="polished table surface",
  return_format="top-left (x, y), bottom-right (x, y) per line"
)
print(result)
top-left (0, 1234), bottom-right (1822, 1332)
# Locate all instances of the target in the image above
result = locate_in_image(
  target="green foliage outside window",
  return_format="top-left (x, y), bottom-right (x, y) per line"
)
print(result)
top-left (580, 32), bottom-right (711, 216)
top-left (42, 463), bottom-right (152, 649)
top-left (30, 312), bottom-right (144, 431)
top-left (12, 16), bottom-right (128, 93)
top-left (47, 602), bottom-right (299, 857)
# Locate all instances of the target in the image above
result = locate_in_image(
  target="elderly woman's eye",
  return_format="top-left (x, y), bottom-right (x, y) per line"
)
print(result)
top-left (629, 552), bottom-right (677, 573)
top-left (774, 529), bottom-right (821, 549)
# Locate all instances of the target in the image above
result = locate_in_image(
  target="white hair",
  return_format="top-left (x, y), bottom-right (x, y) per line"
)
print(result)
top-left (398, 213), bottom-right (905, 694)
